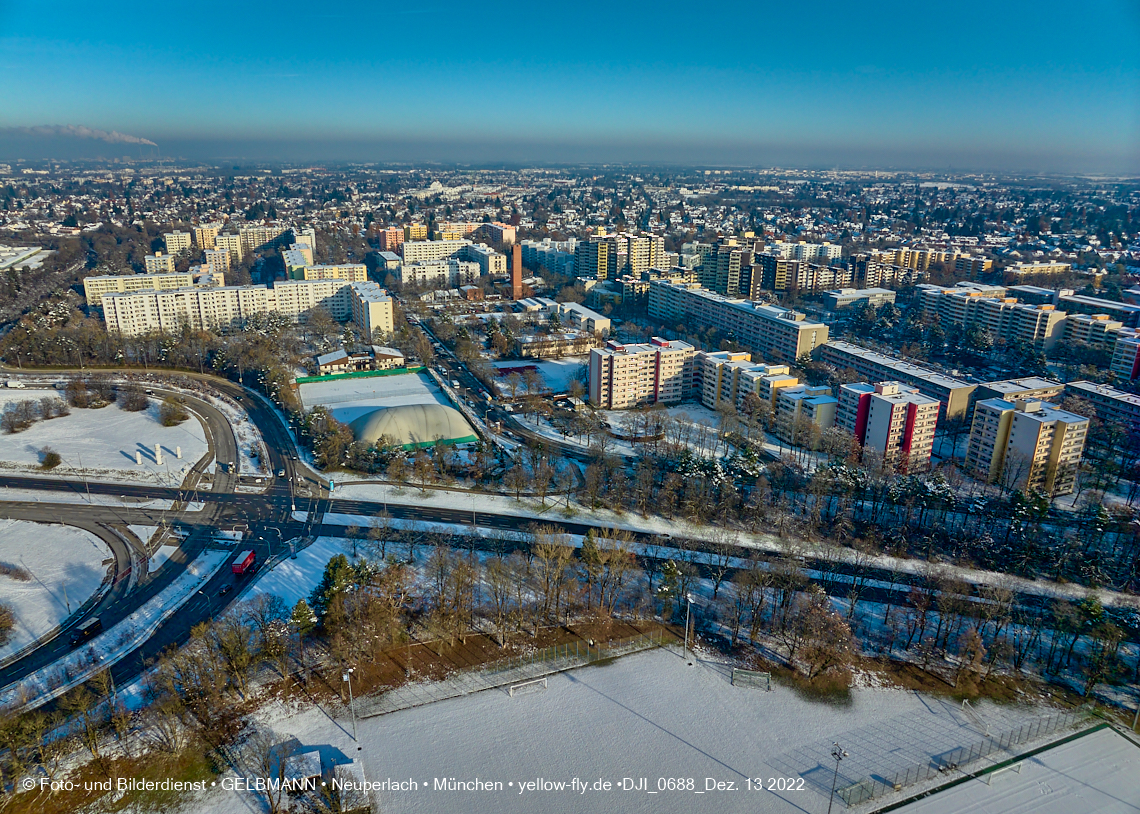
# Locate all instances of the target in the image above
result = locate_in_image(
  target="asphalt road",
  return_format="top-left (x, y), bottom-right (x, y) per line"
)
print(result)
top-left (0, 364), bottom-right (1113, 700)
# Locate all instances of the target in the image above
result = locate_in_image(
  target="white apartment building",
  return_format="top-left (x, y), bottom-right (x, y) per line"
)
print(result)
top-left (766, 241), bottom-right (843, 262)
top-left (1110, 328), bottom-right (1140, 381)
top-left (917, 283), bottom-right (1068, 351)
top-left (164, 231), bottom-right (192, 255)
top-left (293, 227), bottom-right (317, 253)
top-left (588, 338), bottom-right (695, 409)
top-left (294, 264), bottom-right (368, 283)
top-left (966, 398), bottom-right (1087, 495)
top-left (238, 224), bottom-right (289, 254)
top-left (838, 381), bottom-right (940, 472)
top-left (83, 271), bottom-right (195, 307)
top-left (520, 238), bottom-right (578, 276)
top-left (400, 239), bottom-right (471, 264)
top-left (395, 259), bottom-right (480, 289)
top-left (648, 281), bottom-right (828, 363)
top-left (102, 279), bottom-right (392, 338)
top-left (1007, 261), bottom-right (1072, 276)
top-left (144, 252), bottom-right (176, 274)
top-left (1063, 313), bottom-right (1123, 350)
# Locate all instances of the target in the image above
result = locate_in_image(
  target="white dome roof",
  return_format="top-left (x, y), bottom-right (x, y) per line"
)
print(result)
top-left (348, 403), bottom-right (476, 449)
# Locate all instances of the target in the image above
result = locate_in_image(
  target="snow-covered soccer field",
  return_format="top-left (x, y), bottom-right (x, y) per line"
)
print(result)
top-left (0, 520), bottom-right (112, 655)
top-left (189, 647), bottom-right (1063, 814)
top-left (0, 389), bottom-right (208, 486)
top-left (298, 374), bottom-right (450, 424)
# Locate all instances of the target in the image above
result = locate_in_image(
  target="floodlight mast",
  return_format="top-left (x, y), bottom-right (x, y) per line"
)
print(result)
top-left (827, 742), bottom-right (848, 814)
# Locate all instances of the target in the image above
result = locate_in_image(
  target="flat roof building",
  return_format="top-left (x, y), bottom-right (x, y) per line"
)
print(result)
top-left (291, 263), bottom-right (368, 283)
top-left (1064, 381), bottom-right (1140, 431)
top-left (966, 398), bottom-right (1087, 495)
top-left (648, 281), bottom-right (828, 363)
top-left (838, 381), bottom-right (940, 472)
top-left (822, 288), bottom-right (897, 312)
top-left (164, 230), bottom-right (191, 255)
top-left (775, 385), bottom-right (837, 445)
top-left (588, 338), bottom-right (695, 410)
top-left (820, 341), bottom-right (975, 419)
top-left (973, 377), bottom-right (1064, 407)
top-left (144, 252), bottom-right (176, 274)
top-left (83, 271), bottom-right (196, 307)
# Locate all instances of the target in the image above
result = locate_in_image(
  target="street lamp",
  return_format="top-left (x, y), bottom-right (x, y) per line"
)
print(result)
top-left (827, 742), bottom-right (848, 814)
top-left (342, 667), bottom-right (359, 745)
top-left (683, 593), bottom-right (695, 666)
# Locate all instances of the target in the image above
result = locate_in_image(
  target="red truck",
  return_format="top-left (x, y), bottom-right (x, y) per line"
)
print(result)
top-left (231, 550), bottom-right (256, 575)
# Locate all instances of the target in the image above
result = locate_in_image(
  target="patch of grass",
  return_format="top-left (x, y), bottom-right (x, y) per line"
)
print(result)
top-left (4, 741), bottom-right (221, 814)
top-left (159, 397), bottom-right (190, 427)
top-left (0, 562), bottom-right (32, 581)
top-left (771, 665), bottom-right (854, 706)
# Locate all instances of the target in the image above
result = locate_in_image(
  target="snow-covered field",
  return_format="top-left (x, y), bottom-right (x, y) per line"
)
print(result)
top-left (0, 520), bottom-right (112, 656)
top-left (299, 373), bottom-right (450, 424)
top-left (185, 646), bottom-right (1062, 814)
top-left (0, 389), bottom-right (209, 486)
top-left (889, 725), bottom-right (1140, 813)
top-left (493, 357), bottom-right (586, 393)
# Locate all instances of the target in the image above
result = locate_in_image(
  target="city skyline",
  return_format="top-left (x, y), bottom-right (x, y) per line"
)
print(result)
top-left (1, 0), bottom-right (1137, 172)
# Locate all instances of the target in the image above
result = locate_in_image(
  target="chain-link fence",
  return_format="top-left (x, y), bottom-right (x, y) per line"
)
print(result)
top-left (357, 629), bottom-right (667, 719)
top-left (837, 707), bottom-right (1091, 806)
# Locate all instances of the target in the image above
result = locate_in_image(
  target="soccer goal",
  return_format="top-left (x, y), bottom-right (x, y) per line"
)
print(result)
top-left (731, 668), bottom-right (772, 691)
top-left (509, 677), bottom-right (548, 697)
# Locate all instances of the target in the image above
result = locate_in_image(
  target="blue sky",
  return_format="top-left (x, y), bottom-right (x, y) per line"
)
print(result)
top-left (1, 0), bottom-right (1137, 171)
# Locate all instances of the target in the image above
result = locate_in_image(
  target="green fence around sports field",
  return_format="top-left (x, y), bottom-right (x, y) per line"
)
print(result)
top-left (295, 365), bottom-right (425, 385)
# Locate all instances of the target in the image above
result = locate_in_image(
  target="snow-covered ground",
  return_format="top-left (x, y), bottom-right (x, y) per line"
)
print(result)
top-left (0, 520), bottom-right (112, 656)
top-left (248, 536), bottom-right (361, 607)
top-left (0, 389), bottom-right (208, 486)
top-left (0, 548), bottom-right (230, 711)
top-left (148, 545), bottom-right (178, 573)
top-left (493, 357), bottom-right (586, 393)
top-left (127, 525), bottom-right (159, 546)
top-left (184, 646), bottom-right (1063, 814)
top-left (888, 725), bottom-right (1140, 814)
top-left (299, 373), bottom-right (450, 424)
